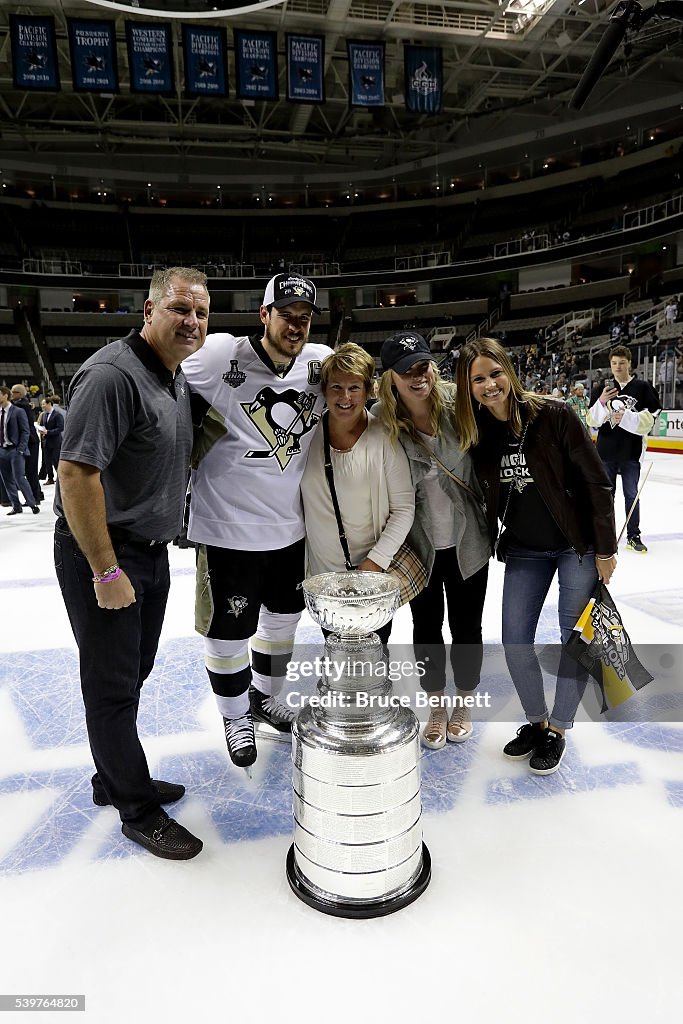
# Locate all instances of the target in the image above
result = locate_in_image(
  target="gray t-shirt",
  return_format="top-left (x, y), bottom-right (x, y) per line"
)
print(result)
top-left (56, 330), bottom-right (192, 541)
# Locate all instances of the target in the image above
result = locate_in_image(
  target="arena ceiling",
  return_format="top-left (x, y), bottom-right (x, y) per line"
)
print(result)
top-left (1, 0), bottom-right (683, 194)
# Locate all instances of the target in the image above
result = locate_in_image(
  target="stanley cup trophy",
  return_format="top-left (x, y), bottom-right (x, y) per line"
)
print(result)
top-left (286, 572), bottom-right (431, 918)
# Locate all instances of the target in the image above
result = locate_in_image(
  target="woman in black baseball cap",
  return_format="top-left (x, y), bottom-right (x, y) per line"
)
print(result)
top-left (374, 332), bottom-right (490, 750)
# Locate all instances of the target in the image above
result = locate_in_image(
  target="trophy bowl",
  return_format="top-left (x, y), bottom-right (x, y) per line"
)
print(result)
top-left (302, 572), bottom-right (400, 637)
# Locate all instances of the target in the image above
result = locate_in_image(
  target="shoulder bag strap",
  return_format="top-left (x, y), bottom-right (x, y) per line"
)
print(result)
top-left (322, 413), bottom-right (354, 571)
top-left (419, 440), bottom-right (486, 514)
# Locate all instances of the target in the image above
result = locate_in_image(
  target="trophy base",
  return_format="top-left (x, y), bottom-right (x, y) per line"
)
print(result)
top-left (285, 843), bottom-right (431, 919)
top-left (254, 721), bottom-right (292, 743)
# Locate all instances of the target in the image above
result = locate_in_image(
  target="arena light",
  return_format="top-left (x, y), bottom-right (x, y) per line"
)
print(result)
top-left (504, 0), bottom-right (555, 30)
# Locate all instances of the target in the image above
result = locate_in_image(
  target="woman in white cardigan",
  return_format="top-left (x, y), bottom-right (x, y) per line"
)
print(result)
top-left (301, 343), bottom-right (415, 643)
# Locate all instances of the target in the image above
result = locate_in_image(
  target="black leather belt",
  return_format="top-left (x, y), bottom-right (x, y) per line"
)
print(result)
top-left (55, 517), bottom-right (169, 546)
top-left (108, 526), bottom-right (169, 547)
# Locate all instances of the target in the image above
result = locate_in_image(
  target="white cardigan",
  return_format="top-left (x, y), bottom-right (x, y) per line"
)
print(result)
top-left (301, 414), bottom-right (415, 576)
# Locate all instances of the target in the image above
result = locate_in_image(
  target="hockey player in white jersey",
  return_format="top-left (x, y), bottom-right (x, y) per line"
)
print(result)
top-left (182, 274), bottom-right (332, 766)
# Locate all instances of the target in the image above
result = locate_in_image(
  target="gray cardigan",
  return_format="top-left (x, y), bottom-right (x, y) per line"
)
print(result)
top-left (372, 398), bottom-right (490, 581)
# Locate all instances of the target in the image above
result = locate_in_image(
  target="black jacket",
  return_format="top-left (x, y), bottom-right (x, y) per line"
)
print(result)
top-left (12, 396), bottom-right (38, 448)
top-left (472, 401), bottom-right (617, 557)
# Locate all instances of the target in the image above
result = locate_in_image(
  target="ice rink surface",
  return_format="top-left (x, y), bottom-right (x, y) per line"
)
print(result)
top-left (1, 451), bottom-right (682, 1024)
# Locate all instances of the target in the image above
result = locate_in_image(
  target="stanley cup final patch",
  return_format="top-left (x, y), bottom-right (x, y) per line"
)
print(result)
top-left (222, 360), bottom-right (247, 389)
top-left (241, 386), bottom-right (320, 470)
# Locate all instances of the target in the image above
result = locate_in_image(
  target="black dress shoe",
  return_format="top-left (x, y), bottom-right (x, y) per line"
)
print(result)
top-left (7, 509), bottom-right (22, 515)
top-left (122, 810), bottom-right (203, 860)
top-left (31, 505), bottom-right (40, 514)
top-left (92, 778), bottom-right (186, 807)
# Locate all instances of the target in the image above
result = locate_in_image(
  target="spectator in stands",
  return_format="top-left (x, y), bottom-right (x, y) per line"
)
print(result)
top-left (376, 331), bottom-right (490, 749)
top-left (657, 349), bottom-right (676, 404)
top-left (54, 266), bottom-right (209, 861)
top-left (454, 337), bottom-right (617, 775)
top-left (566, 383), bottom-right (590, 429)
top-left (365, 376), bottom-right (380, 410)
top-left (588, 344), bottom-right (661, 553)
top-left (10, 384), bottom-right (43, 505)
top-left (37, 397), bottom-right (64, 486)
top-left (664, 299), bottom-right (678, 325)
top-left (301, 343), bottom-right (414, 645)
top-left (0, 386), bottom-right (40, 516)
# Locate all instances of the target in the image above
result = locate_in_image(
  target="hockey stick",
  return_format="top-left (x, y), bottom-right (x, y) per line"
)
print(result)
top-left (616, 461), bottom-right (652, 545)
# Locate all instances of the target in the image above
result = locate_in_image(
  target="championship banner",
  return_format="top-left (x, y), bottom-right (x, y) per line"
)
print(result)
top-left (347, 40), bottom-right (384, 108)
top-left (125, 21), bottom-right (174, 95)
top-left (286, 34), bottom-right (325, 104)
top-left (9, 15), bottom-right (60, 92)
top-left (68, 19), bottom-right (119, 93)
top-left (182, 25), bottom-right (227, 97)
top-left (404, 45), bottom-right (442, 114)
top-left (234, 30), bottom-right (278, 101)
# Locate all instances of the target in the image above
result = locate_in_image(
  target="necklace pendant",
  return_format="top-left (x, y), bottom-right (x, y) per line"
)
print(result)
top-left (514, 478), bottom-right (528, 493)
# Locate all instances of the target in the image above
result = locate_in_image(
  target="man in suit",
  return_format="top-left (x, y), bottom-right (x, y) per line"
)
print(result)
top-left (39, 396), bottom-right (64, 485)
top-left (10, 384), bottom-right (43, 504)
top-left (0, 386), bottom-right (40, 516)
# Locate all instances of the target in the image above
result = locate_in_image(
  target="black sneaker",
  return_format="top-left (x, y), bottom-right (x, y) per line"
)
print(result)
top-left (122, 810), bottom-right (203, 860)
top-left (627, 535), bottom-right (647, 553)
top-left (223, 711), bottom-right (257, 767)
top-left (529, 729), bottom-right (566, 775)
top-left (250, 686), bottom-right (296, 733)
top-left (503, 722), bottom-right (547, 760)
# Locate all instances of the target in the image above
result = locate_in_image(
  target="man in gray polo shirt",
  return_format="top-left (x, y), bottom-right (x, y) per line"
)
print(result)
top-left (54, 267), bottom-right (209, 860)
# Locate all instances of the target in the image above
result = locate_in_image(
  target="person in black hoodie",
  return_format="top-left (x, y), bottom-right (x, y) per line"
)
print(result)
top-left (454, 338), bottom-right (618, 775)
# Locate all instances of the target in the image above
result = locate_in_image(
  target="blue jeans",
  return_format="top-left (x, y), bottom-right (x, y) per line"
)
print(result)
top-left (502, 544), bottom-right (597, 730)
top-left (602, 460), bottom-right (640, 539)
top-left (54, 519), bottom-right (170, 827)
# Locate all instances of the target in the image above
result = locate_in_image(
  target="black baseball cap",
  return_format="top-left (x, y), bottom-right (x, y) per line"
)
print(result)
top-left (262, 274), bottom-right (321, 314)
top-left (380, 331), bottom-right (433, 373)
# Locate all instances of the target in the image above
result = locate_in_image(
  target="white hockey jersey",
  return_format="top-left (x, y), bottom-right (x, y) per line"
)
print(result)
top-left (183, 332), bottom-right (332, 550)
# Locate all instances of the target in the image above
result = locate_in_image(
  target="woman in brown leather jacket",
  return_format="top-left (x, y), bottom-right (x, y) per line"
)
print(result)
top-left (454, 338), bottom-right (618, 775)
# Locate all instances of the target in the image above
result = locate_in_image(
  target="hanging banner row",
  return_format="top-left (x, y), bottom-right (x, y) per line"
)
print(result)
top-left (8, 16), bottom-right (443, 113)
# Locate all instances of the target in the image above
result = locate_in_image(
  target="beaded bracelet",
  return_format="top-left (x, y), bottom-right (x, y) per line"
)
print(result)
top-left (92, 564), bottom-right (121, 584)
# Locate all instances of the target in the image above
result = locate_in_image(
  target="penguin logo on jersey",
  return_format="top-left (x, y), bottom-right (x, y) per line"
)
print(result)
top-left (241, 387), bottom-right (320, 470)
top-left (227, 595), bottom-right (249, 618)
top-left (222, 360), bottom-right (247, 389)
top-left (607, 393), bottom-right (638, 429)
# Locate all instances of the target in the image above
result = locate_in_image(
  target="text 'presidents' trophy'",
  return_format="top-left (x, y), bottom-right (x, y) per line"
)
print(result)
top-left (286, 572), bottom-right (431, 918)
